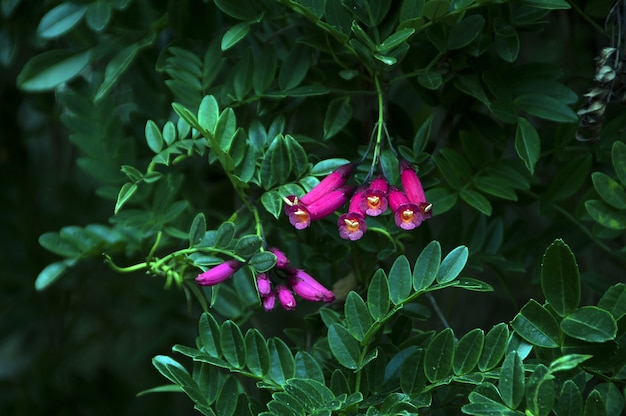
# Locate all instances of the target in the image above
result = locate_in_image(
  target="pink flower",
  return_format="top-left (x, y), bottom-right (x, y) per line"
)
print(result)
top-left (262, 291), bottom-right (276, 311)
top-left (338, 191), bottom-right (367, 240)
top-left (307, 185), bottom-right (354, 220)
top-left (276, 285), bottom-right (297, 310)
top-left (361, 177), bottom-right (389, 216)
top-left (400, 161), bottom-right (432, 220)
top-left (287, 268), bottom-right (335, 302)
top-left (388, 187), bottom-right (424, 230)
top-left (299, 163), bottom-right (355, 205)
top-left (196, 260), bottom-right (244, 286)
top-left (256, 273), bottom-right (272, 297)
top-left (268, 247), bottom-right (289, 268)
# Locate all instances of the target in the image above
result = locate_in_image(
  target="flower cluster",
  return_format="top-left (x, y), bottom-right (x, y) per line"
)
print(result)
top-left (285, 160), bottom-right (431, 241)
top-left (194, 248), bottom-right (335, 311)
top-left (256, 248), bottom-right (335, 311)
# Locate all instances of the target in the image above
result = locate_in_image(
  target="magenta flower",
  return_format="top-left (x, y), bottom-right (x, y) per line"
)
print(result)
top-left (338, 189), bottom-right (367, 241)
top-left (307, 185), bottom-right (355, 220)
top-left (287, 268), bottom-right (335, 302)
top-left (262, 291), bottom-right (276, 311)
top-left (268, 247), bottom-right (289, 268)
top-left (276, 285), bottom-right (297, 310)
top-left (361, 177), bottom-right (389, 216)
top-left (400, 160), bottom-right (432, 219)
top-left (388, 187), bottom-right (424, 230)
top-left (299, 163), bottom-right (355, 205)
top-left (196, 260), bottom-right (244, 286)
top-left (256, 272), bottom-right (272, 297)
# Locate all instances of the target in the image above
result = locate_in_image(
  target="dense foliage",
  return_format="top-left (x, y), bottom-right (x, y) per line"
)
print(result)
top-left (4, 0), bottom-right (626, 414)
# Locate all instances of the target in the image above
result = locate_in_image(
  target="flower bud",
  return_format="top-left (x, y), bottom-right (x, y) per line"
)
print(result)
top-left (276, 285), bottom-right (297, 310)
top-left (195, 260), bottom-right (244, 286)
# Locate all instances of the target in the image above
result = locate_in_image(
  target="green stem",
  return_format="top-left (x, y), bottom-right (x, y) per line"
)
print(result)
top-left (368, 76), bottom-right (386, 178)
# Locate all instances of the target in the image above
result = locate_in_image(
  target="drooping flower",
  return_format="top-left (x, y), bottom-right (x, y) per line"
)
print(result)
top-left (361, 177), bottom-right (389, 216)
top-left (262, 291), bottom-right (276, 311)
top-left (299, 163), bottom-right (355, 205)
top-left (268, 247), bottom-right (289, 268)
top-left (400, 160), bottom-right (433, 219)
top-left (388, 187), bottom-right (424, 230)
top-left (276, 285), bottom-right (297, 310)
top-left (196, 260), bottom-right (244, 286)
top-left (287, 268), bottom-right (335, 302)
top-left (338, 189), bottom-right (367, 241)
top-left (307, 185), bottom-right (355, 220)
top-left (256, 272), bottom-right (272, 297)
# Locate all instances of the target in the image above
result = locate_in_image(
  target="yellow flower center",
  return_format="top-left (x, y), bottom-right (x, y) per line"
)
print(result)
top-left (344, 218), bottom-right (360, 231)
top-left (294, 208), bottom-right (310, 223)
top-left (401, 209), bottom-right (415, 223)
top-left (367, 195), bottom-right (380, 208)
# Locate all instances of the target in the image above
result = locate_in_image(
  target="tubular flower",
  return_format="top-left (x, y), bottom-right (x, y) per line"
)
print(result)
top-left (388, 187), bottom-right (424, 230)
top-left (361, 177), bottom-right (389, 216)
top-left (287, 268), bottom-right (335, 302)
top-left (400, 160), bottom-right (433, 220)
top-left (268, 247), bottom-right (289, 268)
top-left (276, 285), bottom-right (297, 310)
top-left (283, 195), bottom-right (311, 230)
top-left (307, 185), bottom-right (355, 220)
top-left (338, 189), bottom-right (367, 241)
top-left (256, 273), bottom-right (272, 297)
top-left (299, 163), bottom-right (355, 205)
top-left (262, 291), bottom-right (276, 311)
top-left (196, 260), bottom-right (244, 286)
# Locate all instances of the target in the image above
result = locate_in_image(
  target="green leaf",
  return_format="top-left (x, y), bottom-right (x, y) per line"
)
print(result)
top-left (37, 2), bottom-right (87, 39)
top-left (447, 14), bottom-right (485, 50)
top-left (520, 0), bottom-right (570, 9)
top-left (221, 22), bottom-right (250, 51)
top-left (453, 328), bottom-right (484, 375)
top-left (215, 108), bottom-right (237, 153)
top-left (278, 46), bottom-right (311, 91)
top-left (294, 351), bottom-right (324, 384)
top-left (284, 134), bottom-right (308, 177)
top-left (555, 380), bottom-right (583, 416)
top-left (368, 269), bottom-right (391, 321)
top-left (95, 39), bottom-right (150, 101)
top-left (479, 323), bottom-right (509, 371)
top-left (511, 299), bottom-right (561, 348)
top-left (460, 189), bottom-right (492, 216)
top-left (114, 182), bottom-right (138, 214)
top-left (595, 383), bottom-right (624, 416)
top-left (152, 355), bottom-right (192, 386)
top-left (413, 240), bottom-right (441, 291)
top-left (189, 213), bottom-right (206, 247)
top-left (389, 255), bottom-right (412, 304)
top-left (474, 176), bottom-right (517, 201)
top-left (423, 0), bottom-right (449, 20)
top-left (377, 28), bottom-right (415, 53)
top-left (85, 1), bottom-right (112, 32)
top-left (494, 29), bottom-right (520, 63)
top-left (560, 306), bottom-right (617, 343)
top-left (215, 222), bottom-right (236, 248)
top-left (585, 200), bottom-right (626, 230)
top-left (268, 338), bottom-right (295, 386)
top-left (215, 376), bottom-right (239, 416)
top-left (436, 245), bottom-right (468, 284)
top-left (612, 141), bottom-right (626, 186)
top-left (424, 328), bottom-right (455, 382)
top-left (17, 49), bottom-right (91, 91)
top-left (345, 292), bottom-right (373, 341)
top-left (418, 71), bottom-right (443, 90)
top-left (220, 320), bottom-right (246, 369)
top-left (425, 187), bottom-right (458, 216)
top-left (323, 97), bottom-right (352, 140)
top-left (515, 117), bottom-right (540, 174)
top-left (214, 0), bottom-right (258, 20)
top-left (198, 95), bottom-right (219, 136)
top-left (328, 323), bottom-right (360, 370)
top-left (515, 94), bottom-right (578, 123)
top-left (549, 354), bottom-right (592, 373)
top-left (145, 120), bottom-right (164, 153)
top-left (598, 283), bottom-right (626, 319)
top-left (400, 349), bottom-right (426, 395)
top-left (35, 261), bottom-right (70, 290)
top-left (498, 352), bottom-right (525, 409)
top-left (541, 239), bottom-right (580, 317)
top-left (234, 235), bottom-right (262, 258)
top-left (583, 389), bottom-right (605, 416)
top-left (592, 171), bottom-right (626, 210)
top-left (245, 329), bottom-right (270, 377)
top-left (412, 114), bottom-right (434, 155)
top-left (525, 365), bottom-right (555, 416)
top-left (199, 312), bottom-right (221, 357)
top-left (261, 191), bottom-right (283, 219)
top-left (248, 251), bottom-right (277, 273)
top-left (39, 232), bottom-right (81, 258)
